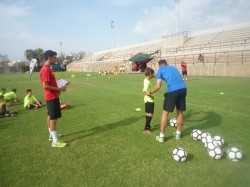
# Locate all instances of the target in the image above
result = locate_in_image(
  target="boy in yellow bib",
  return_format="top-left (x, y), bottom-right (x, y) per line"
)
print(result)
top-left (4, 88), bottom-right (20, 105)
top-left (24, 89), bottom-right (42, 109)
top-left (142, 67), bottom-right (155, 134)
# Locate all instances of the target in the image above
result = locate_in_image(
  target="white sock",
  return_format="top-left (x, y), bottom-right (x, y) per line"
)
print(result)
top-left (176, 130), bottom-right (181, 135)
top-left (160, 133), bottom-right (165, 138)
top-left (48, 128), bottom-right (52, 136)
top-left (51, 131), bottom-right (58, 143)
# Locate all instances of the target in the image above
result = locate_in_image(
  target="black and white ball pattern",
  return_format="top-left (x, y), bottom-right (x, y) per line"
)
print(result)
top-left (213, 136), bottom-right (225, 147)
top-left (170, 118), bottom-right (177, 127)
top-left (173, 147), bottom-right (187, 162)
top-left (191, 129), bottom-right (202, 140)
top-left (227, 147), bottom-right (242, 162)
top-left (208, 147), bottom-right (223, 160)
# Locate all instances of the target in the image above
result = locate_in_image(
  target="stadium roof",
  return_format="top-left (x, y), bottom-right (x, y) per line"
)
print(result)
top-left (129, 52), bottom-right (153, 62)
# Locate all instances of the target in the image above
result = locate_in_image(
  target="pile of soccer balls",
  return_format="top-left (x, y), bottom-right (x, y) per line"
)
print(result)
top-left (191, 129), bottom-right (242, 161)
top-left (170, 118), bottom-right (243, 162)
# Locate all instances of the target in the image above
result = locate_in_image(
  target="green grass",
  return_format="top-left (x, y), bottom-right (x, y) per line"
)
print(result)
top-left (0, 72), bottom-right (250, 187)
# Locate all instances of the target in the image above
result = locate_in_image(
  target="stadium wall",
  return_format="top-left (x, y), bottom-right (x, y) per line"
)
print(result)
top-left (175, 63), bottom-right (250, 77)
top-left (67, 23), bottom-right (250, 77)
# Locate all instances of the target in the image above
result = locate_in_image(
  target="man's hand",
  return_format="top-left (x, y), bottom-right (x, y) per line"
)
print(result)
top-left (144, 91), bottom-right (151, 96)
top-left (59, 86), bottom-right (67, 92)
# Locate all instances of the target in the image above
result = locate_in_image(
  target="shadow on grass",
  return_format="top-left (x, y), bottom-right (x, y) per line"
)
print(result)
top-left (0, 117), bottom-right (17, 129)
top-left (186, 153), bottom-right (194, 162)
top-left (65, 116), bottom-right (142, 143)
top-left (182, 110), bottom-right (222, 137)
top-left (66, 103), bottom-right (85, 109)
top-left (151, 109), bottom-right (222, 139)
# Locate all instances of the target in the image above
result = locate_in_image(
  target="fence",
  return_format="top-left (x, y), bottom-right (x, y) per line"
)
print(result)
top-left (163, 50), bottom-right (250, 66)
top-left (0, 66), bottom-right (42, 74)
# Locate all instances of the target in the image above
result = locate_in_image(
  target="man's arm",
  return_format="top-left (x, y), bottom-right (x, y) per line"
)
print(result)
top-left (144, 79), bottom-right (162, 96)
top-left (42, 82), bottom-right (67, 92)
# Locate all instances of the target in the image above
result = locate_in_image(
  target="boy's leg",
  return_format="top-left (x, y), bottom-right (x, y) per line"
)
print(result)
top-left (144, 102), bottom-right (154, 133)
top-left (37, 101), bottom-right (42, 107)
top-left (0, 103), bottom-right (7, 114)
top-left (145, 113), bottom-right (153, 129)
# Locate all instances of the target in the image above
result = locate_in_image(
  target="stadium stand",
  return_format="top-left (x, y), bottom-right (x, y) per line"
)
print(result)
top-left (67, 22), bottom-right (250, 77)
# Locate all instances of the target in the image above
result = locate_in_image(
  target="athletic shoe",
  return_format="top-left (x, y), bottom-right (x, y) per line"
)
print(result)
top-left (156, 135), bottom-right (164, 143)
top-left (49, 134), bottom-right (63, 141)
top-left (51, 141), bottom-right (67, 148)
top-left (173, 132), bottom-right (181, 139)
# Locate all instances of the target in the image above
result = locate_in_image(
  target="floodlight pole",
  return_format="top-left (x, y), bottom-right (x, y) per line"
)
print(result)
top-left (174, 0), bottom-right (181, 33)
top-left (60, 42), bottom-right (63, 56)
top-left (111, 21), bottom-right (115, 48)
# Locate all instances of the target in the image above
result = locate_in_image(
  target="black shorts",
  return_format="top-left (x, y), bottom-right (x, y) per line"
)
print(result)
top-left (46, 98), bottom-right (61, 120)
top-left (145, 102), bottom-right (154, 114)
top-left (26, 104), bottom-right (35, 109)
top-left (163, 88), bottom-right (187, 112)
top-left (182, 71), bottom-right (187, 75)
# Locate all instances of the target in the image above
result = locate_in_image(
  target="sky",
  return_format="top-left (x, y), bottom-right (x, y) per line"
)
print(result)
top-left (1, 0), bottom-right (250, 61)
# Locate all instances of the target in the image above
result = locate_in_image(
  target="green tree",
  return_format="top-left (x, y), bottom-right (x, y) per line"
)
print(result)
top-left (24, 48), bottom-right (44, 65)
top-left (71, 51), bottom-right (85, 61)
top-left (34, 48), bottom-right (44, 66)
top-left (24, 49), bottom-right (35, 61)
top-left (0, 53), bottom-right (10, 67)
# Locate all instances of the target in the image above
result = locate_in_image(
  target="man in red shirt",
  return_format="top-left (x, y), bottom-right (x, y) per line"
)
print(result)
top-left (40, 50), bottom-right (67, 148)
top-left (181, 61), bottom-right (188, 81)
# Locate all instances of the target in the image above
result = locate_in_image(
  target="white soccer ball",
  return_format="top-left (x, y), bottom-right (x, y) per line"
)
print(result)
top-left (205, 138), bottom-right (219, 150)
top-left (213, 136), bottom-right (224, 147)
top-left (172, 147), bottom-right (187, 162)
top-left (201, 132), bottom-right (212, 143)
top-left (227, 147), bottom-right (242, 162)
top-left (208, 147), bottom-right (223, 160)
top-left (191, 129), bottom-right (202, 140)
top-left (170, 118), bottom-right (177, 127)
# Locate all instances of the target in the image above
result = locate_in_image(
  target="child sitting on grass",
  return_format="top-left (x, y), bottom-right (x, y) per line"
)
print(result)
top-left (24, 89), bottom-right (42, 109)
top-left (0, 95), bottom-right (17, 117)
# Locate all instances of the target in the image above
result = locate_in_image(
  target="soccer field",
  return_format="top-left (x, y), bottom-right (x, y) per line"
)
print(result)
top-left (0, 72), bottom-right (250, 187)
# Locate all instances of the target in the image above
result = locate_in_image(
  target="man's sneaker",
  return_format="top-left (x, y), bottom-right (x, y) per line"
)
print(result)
top-left (51, 141), bottom-right (67, 148)
top-left (156, 135), bottom-right (164, 143)
top-left (173, 132), bottom-right (181, 139)
top-left (49, 134), bottom-right (63, 141)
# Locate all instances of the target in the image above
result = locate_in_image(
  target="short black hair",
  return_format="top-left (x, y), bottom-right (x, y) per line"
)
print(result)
top-left (27, 89), bottom-right (32, 93)
top-left (44, 50), bottom-right (57, 61)
top-left (158, 59), bottom-right (168, 66)
top-left (144, 67), bottom-right (154, 76)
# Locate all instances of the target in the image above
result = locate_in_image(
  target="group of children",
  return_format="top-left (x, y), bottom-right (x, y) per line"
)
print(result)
top-left (0, 88), bottom-right (42, 118)
top-left (0, 87), bottom-right (71, 118)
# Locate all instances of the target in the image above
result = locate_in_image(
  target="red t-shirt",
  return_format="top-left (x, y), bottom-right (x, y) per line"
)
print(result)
top-left (181, 62), bottom-right (187, 71)
top-left (40, 65), bottom-right (59, 101)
